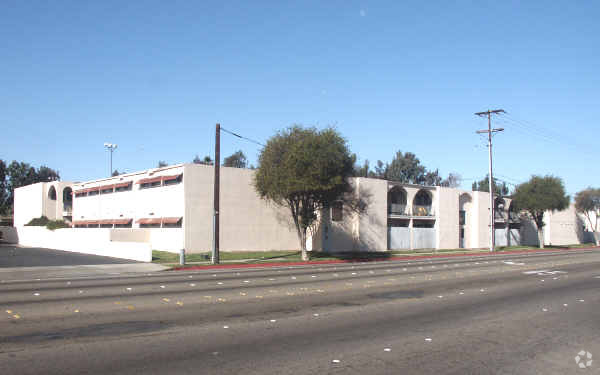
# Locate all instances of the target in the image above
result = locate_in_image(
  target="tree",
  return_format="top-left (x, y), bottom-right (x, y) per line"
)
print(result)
top-left (254, 126), bottom-right (356, 261)
top-left (112, 170), bottom-right (121, 177)
top-left (3, 161), bottom-right (60, 215)
top-left (223, 150), bottom-right (247, 168)
top-left (0, 160), bottom-right (8, 215)
top-left (472, 175), bottom-right (509, 196)
top-left (423, 169), bottom-right (442, 186)
top-left (441, 172), bottom-right (462, 188)
top-left (157, 161), bottom-right (168, 168)
top-left (574, 188), bottom-right (600, 245)
top-left (511, 175), bottom-right (570, 248)
top-left (193, 155), bottom-right (214, 165)
top-left (353, 158), bottom-right (370, 178)
top-left (386, 151), bottom-right (426, 184)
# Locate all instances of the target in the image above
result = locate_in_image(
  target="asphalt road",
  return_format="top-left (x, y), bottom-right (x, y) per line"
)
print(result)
top-left (1, 249), bottom-right (599, 374)
top-left (0, 243), bottom-right (135, 267)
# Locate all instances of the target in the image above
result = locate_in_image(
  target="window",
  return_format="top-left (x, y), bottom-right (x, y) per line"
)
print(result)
top-left (75, 192), bottom-right (87, 198)
top-left (459, 210), bottom-right (466, 225)
top-left (88, 190), bottom-right (99, 196)
top-left (331, 201), bottom-right (343, 222)
top-left (100, 223), bottom-right (113, 228)
top-left (140, 223), bottom-right (161, 228)
top-left (115, 182), bottom-right (132, 192)
top-left (163, 174), bottom-right (183, 186)
top-left (115, 223), bottom-right (132, 228)
top-left (101, 187), bottom-right (114, 194)
top-left (140, 181), bottom-right (161, 189)
top-left (388, 219), bottom-right (409, 227)
top-left (162, 217), bottom-right (182, 228)
top-left (413, 220), bottom-right (435, 228)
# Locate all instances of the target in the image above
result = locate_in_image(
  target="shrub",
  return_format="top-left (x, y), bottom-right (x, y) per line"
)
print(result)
top-left (25, 216), bottom-right (50, 226)
top-left (25, 216), bottom-right (71, 230)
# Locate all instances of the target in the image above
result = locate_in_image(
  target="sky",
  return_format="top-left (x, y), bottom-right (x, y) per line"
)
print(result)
top-left (1, 0), bottom-right (598, 196)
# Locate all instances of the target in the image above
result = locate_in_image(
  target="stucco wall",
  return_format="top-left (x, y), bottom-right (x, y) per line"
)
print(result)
top-left (356, 178), bottom-right (387, 251)
top-left (184, 164), bottom-right (299, 253)
top-left (544, 203), bottom-right (585, 246)
top-left (14, 183), bottom-right (44, 227)
top-left (15, 226), bottom-right (151, 262)
top-left (437, 187), bottom-right (459, 249)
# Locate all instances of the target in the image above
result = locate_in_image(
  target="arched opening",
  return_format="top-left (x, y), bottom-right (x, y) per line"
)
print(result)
top-left (48, 186), bottom-right (57, 200)
top-left (63, 187), bottom-right (73, 213)
top-left (459, 193), bottom-right (472, 248)
top-left (388, 186), bottom-right (407, 215)
top-left (413, 190), bottom-right (433, 216)
top-left (494, 197), bottom-right (506, 221)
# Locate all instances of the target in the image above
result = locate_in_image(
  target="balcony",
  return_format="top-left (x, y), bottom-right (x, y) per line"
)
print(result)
top-left (413, 205), bottom-right (434, 217)
top-left (388, 204), bottom-right (408, 216)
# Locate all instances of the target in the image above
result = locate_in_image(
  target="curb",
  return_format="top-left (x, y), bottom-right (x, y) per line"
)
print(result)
top-left (169, 246), bottom-right (599, 272)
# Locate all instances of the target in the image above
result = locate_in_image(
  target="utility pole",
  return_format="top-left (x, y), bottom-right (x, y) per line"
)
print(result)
top-left (475, 109), bottom-right (504, 252)
top-left (212, 124), bottom-right (220, 264)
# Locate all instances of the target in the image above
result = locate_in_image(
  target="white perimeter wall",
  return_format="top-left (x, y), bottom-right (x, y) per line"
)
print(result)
top-left (15, 227), bottom-right (151, 262)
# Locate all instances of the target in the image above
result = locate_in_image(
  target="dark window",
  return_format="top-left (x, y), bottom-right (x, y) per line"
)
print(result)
top-left (88, 190), bottom-right (99, 196)
top-left (101, 188), bottom-right (114, 194)
top-left (140, 181), bottom-right (161, 189)
top-left (75, 192), bottom-right (87, 198)
top-left (115, 223), bottom-right (133, 228)
top-left (459, 210), bottom-right (466, 225)
top-left (140, 223), bottom-right (161, 228)
top-left (115, 184), bottom-right (132, 192)
top-left (331, 202), bottom-right (343, 222)
top-left (100, 223), bottom-right (113, 228)
top-left (413, 220), bottom-right (435, 228)
top-left (388, 219), bottom-right (409, 227)
top-left (163, 175), bottom-right (183, 186)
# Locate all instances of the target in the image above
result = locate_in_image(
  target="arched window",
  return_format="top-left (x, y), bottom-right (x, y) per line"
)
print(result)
top-left (413, 190), bottom-right (433, 216)
top-left (388, 186), bottom-right (407, 215)
top-left (48, 186), bottom-right (57, 200)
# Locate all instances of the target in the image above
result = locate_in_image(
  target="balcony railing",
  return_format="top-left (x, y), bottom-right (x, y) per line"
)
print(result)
top-left (63, 204), bottom-right (72, 216)
top-left (494, 211), bottom-right (506, 221)
top-left (413, 205), bottom-right (434, 217)
top-left (388, 204), bottom-right (407, 216)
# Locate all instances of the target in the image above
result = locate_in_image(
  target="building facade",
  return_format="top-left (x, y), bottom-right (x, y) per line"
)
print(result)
top-left (12, 164), bottom-right (594, 259)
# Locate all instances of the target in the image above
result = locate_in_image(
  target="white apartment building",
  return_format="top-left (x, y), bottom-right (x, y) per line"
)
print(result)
top-left (10, 163), bottom-right (593, 261)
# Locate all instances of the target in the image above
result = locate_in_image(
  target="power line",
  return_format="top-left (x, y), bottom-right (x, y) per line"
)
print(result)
top-left (220, 127), bottom-right (266, 147)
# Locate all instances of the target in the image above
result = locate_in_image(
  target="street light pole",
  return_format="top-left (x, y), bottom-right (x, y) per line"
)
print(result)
top-left (104, 143), bottom-right (118, 177)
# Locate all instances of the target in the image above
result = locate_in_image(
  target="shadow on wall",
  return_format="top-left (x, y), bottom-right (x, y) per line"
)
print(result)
top-left (0, 227), bottom-right (19, 244)
top-left (520, 219), bottom-right (540, 247)
top-left (576, 214), bottom-right (586, 244)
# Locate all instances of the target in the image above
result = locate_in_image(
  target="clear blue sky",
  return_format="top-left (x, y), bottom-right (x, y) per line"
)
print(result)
top-left (2, 1), bottom-right (598, 196)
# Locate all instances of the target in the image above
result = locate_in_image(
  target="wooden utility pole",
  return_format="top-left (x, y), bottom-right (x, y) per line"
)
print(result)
top-left (475, 109), bottom-right (505, 252)
top-left (212, 123), bottom-right (220, 264)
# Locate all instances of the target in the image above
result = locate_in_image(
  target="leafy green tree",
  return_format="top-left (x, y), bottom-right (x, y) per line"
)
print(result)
top-left (3, 161), bottom-right (60, 215)
top-left (223, 150), bottom-right (247, 168)
top-left (157, 161), bottom-right (168, 168)
top-left (254, 126), bottom-right (356, 261)
top-left (386, 151), bottom-right (426, 184)
top-left (511, 175), bottom-right (570, 248)
top-left (472, 175), bottom-right (509, 196)
top-left (441, 172), bottom-right (462, 188)
top-left (193, 155), bottom-right (213, 165)
top-left (0, 160), bottom-right (8, 215)
top-left (353, 158), bottom-right (370, 178)
top-left (574, 187), bottom-right (600, 245)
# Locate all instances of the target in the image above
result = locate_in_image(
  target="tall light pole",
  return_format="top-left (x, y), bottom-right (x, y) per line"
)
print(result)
top-left (104, 143), bottom-right (118, 176)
